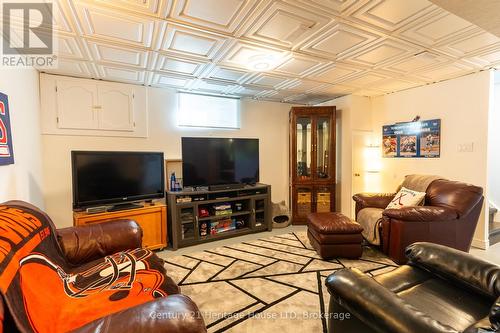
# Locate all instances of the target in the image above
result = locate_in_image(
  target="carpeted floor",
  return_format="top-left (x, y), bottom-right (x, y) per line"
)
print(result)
top-left (157, 230), bottom-right (397, 333)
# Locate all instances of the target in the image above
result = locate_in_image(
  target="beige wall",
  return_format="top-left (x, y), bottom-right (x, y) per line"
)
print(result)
top-left (319, 71), bottom-right (492, 247)
top-left (0, 68), bottom-right (44, 208)
top-left (319, 95), bottom-right (372, 218)
top-left (488, 77), bottom-right (500, 218)
top-left (371, 70), bottom-right (492, 248)
top-left (42, 85), bottom-right (292, 228)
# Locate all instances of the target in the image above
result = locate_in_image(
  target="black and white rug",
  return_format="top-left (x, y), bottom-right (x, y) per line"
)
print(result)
top-left (158, 231), bottom-right (397, 333)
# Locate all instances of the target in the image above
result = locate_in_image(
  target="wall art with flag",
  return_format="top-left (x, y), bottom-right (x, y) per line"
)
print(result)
top-left (0, 92), bottom-right (15, 165)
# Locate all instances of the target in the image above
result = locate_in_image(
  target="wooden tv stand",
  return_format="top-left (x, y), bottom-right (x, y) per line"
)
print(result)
top-left (167, 184), bottom-right (272, 250)
top-left (73, 202), bottom-right (167, 250)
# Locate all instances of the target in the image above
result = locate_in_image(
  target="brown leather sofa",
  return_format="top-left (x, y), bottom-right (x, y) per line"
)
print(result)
top-left (0, 202), bottom-right (206, 333)
top-left (326, 242), bottom-right (500, 333)
top-left (353, 179), bottom-right (484, 263)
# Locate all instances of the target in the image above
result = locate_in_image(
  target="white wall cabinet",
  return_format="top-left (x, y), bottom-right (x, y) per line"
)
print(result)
top-left (98, 86), bottom-right (134, 131)
top-left (56, 81), bottom-right (98, 130)
top-left (41, 73), bottom-right (148, 137)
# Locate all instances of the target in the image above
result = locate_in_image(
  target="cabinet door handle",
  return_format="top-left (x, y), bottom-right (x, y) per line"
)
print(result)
top-left (93, 105), bottom-right (102, 110)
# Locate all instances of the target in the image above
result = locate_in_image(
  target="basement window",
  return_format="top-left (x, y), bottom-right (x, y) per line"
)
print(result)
top-left (177, 92), bottom-right (240, 129)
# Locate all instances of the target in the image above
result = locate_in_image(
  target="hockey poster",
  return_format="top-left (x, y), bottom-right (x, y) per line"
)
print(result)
top-left (0, 92), bottom-right (14, 165)
top-left (382, 119), bottom-right (440, 158)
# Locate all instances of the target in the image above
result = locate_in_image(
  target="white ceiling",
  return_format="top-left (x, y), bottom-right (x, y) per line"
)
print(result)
top-left (23, 0), bottom-right (500, 104)
top-left (429, 0), bottom-right (500, 38)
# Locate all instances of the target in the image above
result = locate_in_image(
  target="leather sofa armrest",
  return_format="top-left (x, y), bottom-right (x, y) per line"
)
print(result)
top-left (353, 193), bottom-right (395, 209)
top-left (72, 294), bottom-right (207, 333)
top-left (382, 206), bottom-right (458, 222)
top-left (326, 268), bottom-right (458, 333)
top-left (57, 220), bottom-right (143, 266)
top-left (353, 193), bottom-right (395, 218)
top-left (406, 242), bottom-right (500, 299)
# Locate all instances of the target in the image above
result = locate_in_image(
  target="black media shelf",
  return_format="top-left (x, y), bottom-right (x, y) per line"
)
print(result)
top-left (199, 227), bottom-right (251, 241)
top-left (167, 183), bottom-right (272, 250)
top-left (198, 210), bottom-right (252, 222)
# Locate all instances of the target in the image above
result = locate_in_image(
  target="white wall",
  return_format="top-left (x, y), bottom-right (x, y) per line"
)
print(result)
top-left (42, 85), bottom-right (292, 228)
top-left (0, 68), bottom-right (44, 208)
top-left (371, 70), bottom-right (492, 248)
top-left (319, 95), bottom-right (372, 218)
top-left (488, 74), bottom-right (500, 221)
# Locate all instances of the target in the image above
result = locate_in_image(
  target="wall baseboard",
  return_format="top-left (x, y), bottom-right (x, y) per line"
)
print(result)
top-left (471, 238), bottom-right (489, 250)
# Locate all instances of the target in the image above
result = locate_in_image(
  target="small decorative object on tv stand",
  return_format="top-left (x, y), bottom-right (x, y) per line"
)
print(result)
top-left (167, 183), bottom-right (272, 250)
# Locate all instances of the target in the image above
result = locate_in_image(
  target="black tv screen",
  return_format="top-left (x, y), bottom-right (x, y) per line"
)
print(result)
top-left (182, 138), bottom-right (259, 187)
top-left (72, 151), bottom-right (164, 209)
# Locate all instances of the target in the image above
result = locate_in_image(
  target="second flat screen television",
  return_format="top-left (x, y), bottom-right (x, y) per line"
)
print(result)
top-left (182, 137), bottom-right (259, 188)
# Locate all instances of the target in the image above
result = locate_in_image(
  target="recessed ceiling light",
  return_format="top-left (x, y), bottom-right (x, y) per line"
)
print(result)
top-left (247, 54), bottom-right (280, 72)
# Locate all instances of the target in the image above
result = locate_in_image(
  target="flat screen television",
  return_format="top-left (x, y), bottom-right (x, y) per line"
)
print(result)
top-left (72, 151), bottom-right (165, 209)
top-left (181, 137), bottom-right (259, 188)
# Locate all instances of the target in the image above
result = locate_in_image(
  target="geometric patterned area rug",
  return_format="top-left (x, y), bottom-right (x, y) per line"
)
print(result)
top-left (157, 231), bottom-right (397, 333)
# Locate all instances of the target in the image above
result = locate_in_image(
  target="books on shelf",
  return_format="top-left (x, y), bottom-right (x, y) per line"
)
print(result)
top-left (215, 209), bottom-right (232, 216)
top-left (213, 203), bottom-right (232, 216)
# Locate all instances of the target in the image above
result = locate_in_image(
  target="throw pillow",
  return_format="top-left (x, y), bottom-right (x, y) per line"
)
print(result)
top-left (386, 187), bottom-right (426, 209)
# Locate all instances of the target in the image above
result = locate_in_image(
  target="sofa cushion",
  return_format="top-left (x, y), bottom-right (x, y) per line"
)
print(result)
top-left (386, 187), bottom-right (426, 209)
top-left (357, 208), bottom-right (384, 245)
top-left (402, 174), bottom-right (443, 193)
top-left (397, 278), bottom-right (492, 332)
top-left (374, 265), bottom-right (431, 293)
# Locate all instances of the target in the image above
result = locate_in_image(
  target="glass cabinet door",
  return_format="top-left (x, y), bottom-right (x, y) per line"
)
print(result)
top-left (253, 198), bottom-right (268, 229)
top-left (295, 187), bottom-right (313, 218)
top-left (296, 117), bottom-right (312, 180)
top-left (179, 206), bottom-right (196, 241)
top-left (316, 116), bottom-right (331, 180)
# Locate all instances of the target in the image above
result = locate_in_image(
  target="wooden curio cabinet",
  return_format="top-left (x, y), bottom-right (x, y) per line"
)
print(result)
top-left (290, 106), bottom-right (336, 224)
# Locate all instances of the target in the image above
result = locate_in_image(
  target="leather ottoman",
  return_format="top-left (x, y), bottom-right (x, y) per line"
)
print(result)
top-left (307, 212), bottom-right (364, 259)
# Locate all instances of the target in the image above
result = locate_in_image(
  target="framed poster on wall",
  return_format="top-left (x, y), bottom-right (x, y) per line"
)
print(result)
top-left (0, 92), bottom-right (14, 165)
top-left (383, 119), bottom-right (440, 158)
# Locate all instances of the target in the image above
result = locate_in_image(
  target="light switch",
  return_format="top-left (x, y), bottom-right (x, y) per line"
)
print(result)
top-left (457, 142), bottom-right (474, 152)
